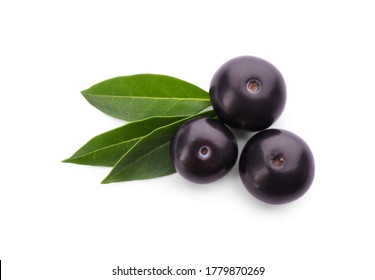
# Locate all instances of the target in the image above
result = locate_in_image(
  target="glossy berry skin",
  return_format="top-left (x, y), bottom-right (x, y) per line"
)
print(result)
top-left (171, 117), bottom-right (238, 184)
top-left (209, 56), bottom-right (287, 131)
top-left (239, 129), bottom-right (314, 204)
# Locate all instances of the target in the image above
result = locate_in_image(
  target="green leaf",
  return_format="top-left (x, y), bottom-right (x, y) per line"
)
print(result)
top-left (81, 74), bottom-right (211, 121)
top-left (101, 110), bottom-right (216, 184)
top-left (62, 116), bottom-right (186, 166)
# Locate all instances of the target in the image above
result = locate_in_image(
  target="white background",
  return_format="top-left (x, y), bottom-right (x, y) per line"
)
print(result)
top-left (1, 0), bottom-right (374, 279)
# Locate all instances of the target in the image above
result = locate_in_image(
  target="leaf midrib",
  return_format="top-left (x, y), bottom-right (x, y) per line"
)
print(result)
top-left (82, 92), bottom-right (210, 101)
top-left (74, 116), bottom-right (187, 159)
top-left (102, 117), bottom-right (189, 181)
top-left (103, 142), bottom-right (170, 183)
top-left (72, 136), bottom-right (144, 160)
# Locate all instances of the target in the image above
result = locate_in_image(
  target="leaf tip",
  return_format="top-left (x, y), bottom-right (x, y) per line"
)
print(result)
top-left (61, 158), bottom-right (71, 163)
top-left (80, 89), bottom-right (88, 96)
top-left (101, 178), bottom-right (111, 184)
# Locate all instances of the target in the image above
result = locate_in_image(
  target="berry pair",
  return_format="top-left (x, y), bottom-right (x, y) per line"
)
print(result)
top-left (170, 56), bottom-right (315, 204)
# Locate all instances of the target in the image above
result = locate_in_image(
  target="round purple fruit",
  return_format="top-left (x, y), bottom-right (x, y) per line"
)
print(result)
top-left (171, 117), bottom-right (238, 184)
top-left (239, 129), bottom-right (314, 204)
top-left (210, 56), bottom-right (286, 131)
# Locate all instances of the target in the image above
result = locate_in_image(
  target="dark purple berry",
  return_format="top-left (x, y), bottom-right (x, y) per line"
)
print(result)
top-left (239, 129), bottom-right (314, 204)
top-left (171, 117), bottom-right (238, 184)
top-left (209, 56), bottom-right (287, 131)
